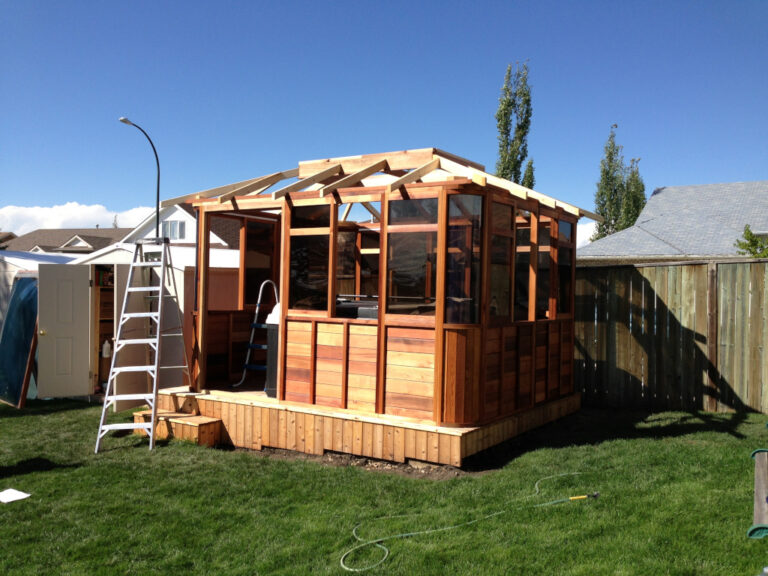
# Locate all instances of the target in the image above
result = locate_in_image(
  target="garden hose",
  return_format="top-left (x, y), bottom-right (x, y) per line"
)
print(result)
top-left (339, 473), bottom-right (599, 573)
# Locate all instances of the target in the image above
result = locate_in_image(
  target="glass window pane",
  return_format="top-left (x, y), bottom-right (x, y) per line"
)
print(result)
top-left (446, 195), bottom-right (483, 323)
top-left (386, 232), bottom-right (436, 315)
top-left (538, 221), bottom-right (551, 247)
top-left (536, 250), bottom-right (551, 319)
top-left (514, 210), bottom-right (531, 321)
top-left (360, 232), bottom-right (379, 298)
top-left (491, 202), bottom-right (513, 231)
top-left (291, 205), bottom-right (330, 228)
top-left (289, 235), bottom-right (329, 310)
top-left (388, 198), bottom-right (438, 225)
top-left (490, 235), bottom-right (511, 319)
top-left (335, 230), bottom-right (356, 298)
top-left (559, 220), bottom-right (573, 243)
top-left (245, 221), bottom-right (276, 306)
top-left (558, 246), bottom-right (573, 314)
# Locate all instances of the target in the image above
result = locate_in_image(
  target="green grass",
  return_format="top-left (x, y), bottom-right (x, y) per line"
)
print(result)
top-left (1, 401), bottom-right (767, 575)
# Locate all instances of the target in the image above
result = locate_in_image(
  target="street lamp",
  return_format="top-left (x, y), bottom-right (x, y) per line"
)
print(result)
top-left (119, 117), bottom-right (161, 239)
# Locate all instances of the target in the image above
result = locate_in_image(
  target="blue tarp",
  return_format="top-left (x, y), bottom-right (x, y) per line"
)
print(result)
top-left (0, 276), bottom-right (38, 406)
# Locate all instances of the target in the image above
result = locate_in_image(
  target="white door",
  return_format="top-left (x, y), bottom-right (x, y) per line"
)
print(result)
top-left (37, 264), bottom-right (92, 397)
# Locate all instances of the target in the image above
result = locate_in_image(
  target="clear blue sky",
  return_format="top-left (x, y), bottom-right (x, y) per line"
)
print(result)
top-left (1, 0), bottom-right (766, 231)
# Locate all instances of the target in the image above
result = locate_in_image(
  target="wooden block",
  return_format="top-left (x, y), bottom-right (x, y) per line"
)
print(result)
top-left (404, 428), bottom-right (416, 460)
top-left (394, 427), bottom-right (405, 463)
top-left (324, 416), bottom-right (334, 451)
top-left (415, 430), bottom-right (428, 460)
top-left (314, 415), bottom-right (325, 455)
top-left (427, 432), bottom-right (439, 463)
top-left (383, 426), bottom-right (394, 461)
top-left (363, 422), bottom-right (374, 457)
top-left (278, 411), bottom-right (287, 449)
top-left (296, 412), bottom-right (305, 453)
top-left (287, 411), bottom-right (297, 451)
top-left (333, 418), bottom-right (343, 452)
top-left (343, 420), bottom-right (354, 453)
top-left (438, 433), bottom-right (451, 465)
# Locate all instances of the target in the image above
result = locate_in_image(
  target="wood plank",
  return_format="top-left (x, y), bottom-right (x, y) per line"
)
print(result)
top-left (386, 158), bottom-right (441, 193)
top-left (219, 169), bottom-right (298, 203)
top-left (385, 378), bottom-right (434, 397)
top-left (385, 364), bottom-right (434, 383)
top-left (319, 159), bottom-right (388, 198)
top-left (271, 163), bottom-right (342, 200)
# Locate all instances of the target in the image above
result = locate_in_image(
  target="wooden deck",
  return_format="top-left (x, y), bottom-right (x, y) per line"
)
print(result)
top-left (152, 387), bottom-right (580, 466)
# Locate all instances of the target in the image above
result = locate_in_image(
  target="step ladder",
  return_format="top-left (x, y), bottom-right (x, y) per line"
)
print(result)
top-left (95, 238), bottom-right (191, 453)
top-left (232, 279), bottom-right (278, 388)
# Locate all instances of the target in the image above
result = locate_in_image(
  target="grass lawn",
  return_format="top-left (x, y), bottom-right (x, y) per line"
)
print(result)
top-left (1, 400), bottom-right (767, 575)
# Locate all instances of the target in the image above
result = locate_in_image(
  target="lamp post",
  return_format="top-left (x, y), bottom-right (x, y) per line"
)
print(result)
top-left (119, 117), bottom-right (161, 239)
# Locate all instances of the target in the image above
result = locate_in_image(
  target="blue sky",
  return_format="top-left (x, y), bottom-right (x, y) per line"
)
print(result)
top-left (1, 0), bottom-right (766, 235)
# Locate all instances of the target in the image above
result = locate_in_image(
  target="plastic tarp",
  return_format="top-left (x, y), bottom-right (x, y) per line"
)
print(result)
top-left (0, 276), bottom-right (38, 406)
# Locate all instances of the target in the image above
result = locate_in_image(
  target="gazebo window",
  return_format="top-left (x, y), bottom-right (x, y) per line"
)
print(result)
top-left (557, 219), bottom-right (575, 315)
top-left (386, 197), bottom-right (438, 315)
top-left (514, 210), bottom-right (531, 321)
top-left (445, 195), bottom-right (483, 323)
top-left (489, 202), bottom-right (514, 321)
top-left (289, 205), bottom-right (330, 310)
top-left (536, 219), bottom-right (552, 320)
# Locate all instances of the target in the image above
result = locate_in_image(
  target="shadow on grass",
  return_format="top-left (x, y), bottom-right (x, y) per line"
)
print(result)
top-left (0, 398), bottom-right (96, 419)
top-left (0, 457), bottom-right (81, 480)
top-left (463, 408), bottom-right (750, 471)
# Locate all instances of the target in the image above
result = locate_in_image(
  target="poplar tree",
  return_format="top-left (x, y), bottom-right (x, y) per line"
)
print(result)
top-left (522, 159), bottom-right (535, 189)
top-left (592, 125), bottom-right (626, 240)
top-left (495, 62), bottom-right (534, 186)
top-left (618, 158), bottom-right (646, 230)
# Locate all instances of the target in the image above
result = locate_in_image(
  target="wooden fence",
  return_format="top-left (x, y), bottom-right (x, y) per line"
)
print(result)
top-left (575, 260), bottom-right (768, 412)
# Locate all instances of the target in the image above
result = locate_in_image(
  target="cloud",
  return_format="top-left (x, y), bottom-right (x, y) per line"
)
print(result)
top-left (0, 202), bottom-right (153, 235)
top-left (577, 220), bottom-right (596, 248)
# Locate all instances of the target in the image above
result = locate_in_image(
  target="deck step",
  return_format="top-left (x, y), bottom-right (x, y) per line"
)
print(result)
top-left (133, 409), bottom-right (221, 447)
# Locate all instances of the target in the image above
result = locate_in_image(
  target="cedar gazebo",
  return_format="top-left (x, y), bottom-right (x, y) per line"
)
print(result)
top-left (155, 148), bottom-right (601, 465)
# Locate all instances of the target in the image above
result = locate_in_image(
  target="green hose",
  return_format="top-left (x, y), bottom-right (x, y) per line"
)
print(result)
top-left (339, 472), bottom-right (599, 572)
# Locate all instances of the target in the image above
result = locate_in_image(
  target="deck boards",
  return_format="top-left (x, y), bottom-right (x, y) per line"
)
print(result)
top-left (157, 388), bottom-right (580, 466)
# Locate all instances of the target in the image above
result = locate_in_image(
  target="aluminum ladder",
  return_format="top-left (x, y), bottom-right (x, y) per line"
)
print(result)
top-left (95, 238), bottom-right (191, 453)
top-left (232, 279), bottom-right (278, 388)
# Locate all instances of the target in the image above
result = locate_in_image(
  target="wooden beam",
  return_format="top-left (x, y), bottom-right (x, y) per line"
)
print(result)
top-left (218, 169), bottom-right (298, 204)
top-left (319, 159), bottom-right (388, 198)
top-left (161, 175), bottom-right (270, 207)
top-left (300, 149), bottom-right (424, 178)
top-left (361, 202), bottom-right (381, 221)
top-left (385, 158), bottom-right (440, 194)
top-left (271, 164), bottom-right (343, 200)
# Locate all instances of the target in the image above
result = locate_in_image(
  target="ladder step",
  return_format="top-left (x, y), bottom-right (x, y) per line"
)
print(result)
top-left (134, 261), bottom-right (162, 267)
top-left (111, 366), bottom-right (156, 374)
top-left (117, 338), bottom-right (158, 346)
top-left (101, 422), bottom-right (153, 432)
top-left (106, 393), bottom-right (154, 402)
top-left (252, 323), bottom-right (268, 329)
top-left (159, 365), bottom-right (189, 370)
top-left (127, 286), bottom-right (161, 293)
top-left (122, 312), bottom-right (159, 320)
top-left (161, 333), bottom-right (184, 338)
top-left (245, 364), bottom-right (267, 371)
top-left (249, 344), bottom-right (268, 350)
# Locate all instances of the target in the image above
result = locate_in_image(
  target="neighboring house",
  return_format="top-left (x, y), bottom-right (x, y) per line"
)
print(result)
top-left (5, 228), bottom-right (131, 255)
top-left (578, 180), bottom-right (768, 263)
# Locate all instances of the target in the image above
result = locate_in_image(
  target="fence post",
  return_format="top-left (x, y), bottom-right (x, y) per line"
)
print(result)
top-left (705, 262), bottom-right (719, 412)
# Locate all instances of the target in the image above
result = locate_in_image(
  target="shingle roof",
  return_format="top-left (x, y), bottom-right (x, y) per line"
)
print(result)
top-left (5, 228), bottom-right (132, 253)
top-left (578, 180), bottom-right (768, 261)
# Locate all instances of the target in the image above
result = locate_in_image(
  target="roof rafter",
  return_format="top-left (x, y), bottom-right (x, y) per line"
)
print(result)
top-left (218, 168), bottom-right (298, 204)
top-left (319, 159), bottom-right (388, 198)
top-left (161, 175), bottom-right (269, 208)
top-left (271, 163), bottom-right (343, 200)
top-left (385, 157), bottom-right (441, 194)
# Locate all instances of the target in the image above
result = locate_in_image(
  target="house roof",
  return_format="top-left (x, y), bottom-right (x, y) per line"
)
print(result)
top-left (5, 228), bottom-right (132, 253)
top-left (578, 180), bottom-right (768, 261)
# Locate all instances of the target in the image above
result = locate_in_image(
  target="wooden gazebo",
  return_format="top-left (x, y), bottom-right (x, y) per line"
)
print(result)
top-left (152, 148), bottom-right (600, 465)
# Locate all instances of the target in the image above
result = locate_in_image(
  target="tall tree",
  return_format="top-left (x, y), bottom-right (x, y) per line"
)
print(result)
top-left (522, 159), bottom-right (535, 189)
top-left (495, 62), bottom-right (534, 186)
top-left (618, 158), bottom-right (646, 230)
top-left (592, 125), bottom-right (626, 240)
top-left (735, 224), bottom-right (768, 258)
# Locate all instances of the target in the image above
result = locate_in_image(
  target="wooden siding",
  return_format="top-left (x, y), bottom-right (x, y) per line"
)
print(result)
top-left (384, 327), bottom-right (435, 420)
top-left (575, 261), bottom-right (768, 413)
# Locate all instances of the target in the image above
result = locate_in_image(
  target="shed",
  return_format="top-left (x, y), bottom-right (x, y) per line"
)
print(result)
top-left (157, 148), bottom-right (600, 464)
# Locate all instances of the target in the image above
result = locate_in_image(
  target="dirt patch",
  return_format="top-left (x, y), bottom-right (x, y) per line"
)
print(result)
top-left (231, 445), bottom-right (466, 480)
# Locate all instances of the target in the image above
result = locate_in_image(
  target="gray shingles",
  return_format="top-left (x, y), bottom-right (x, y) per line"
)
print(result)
top-left (578, 180), bottom-right (768, 260)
